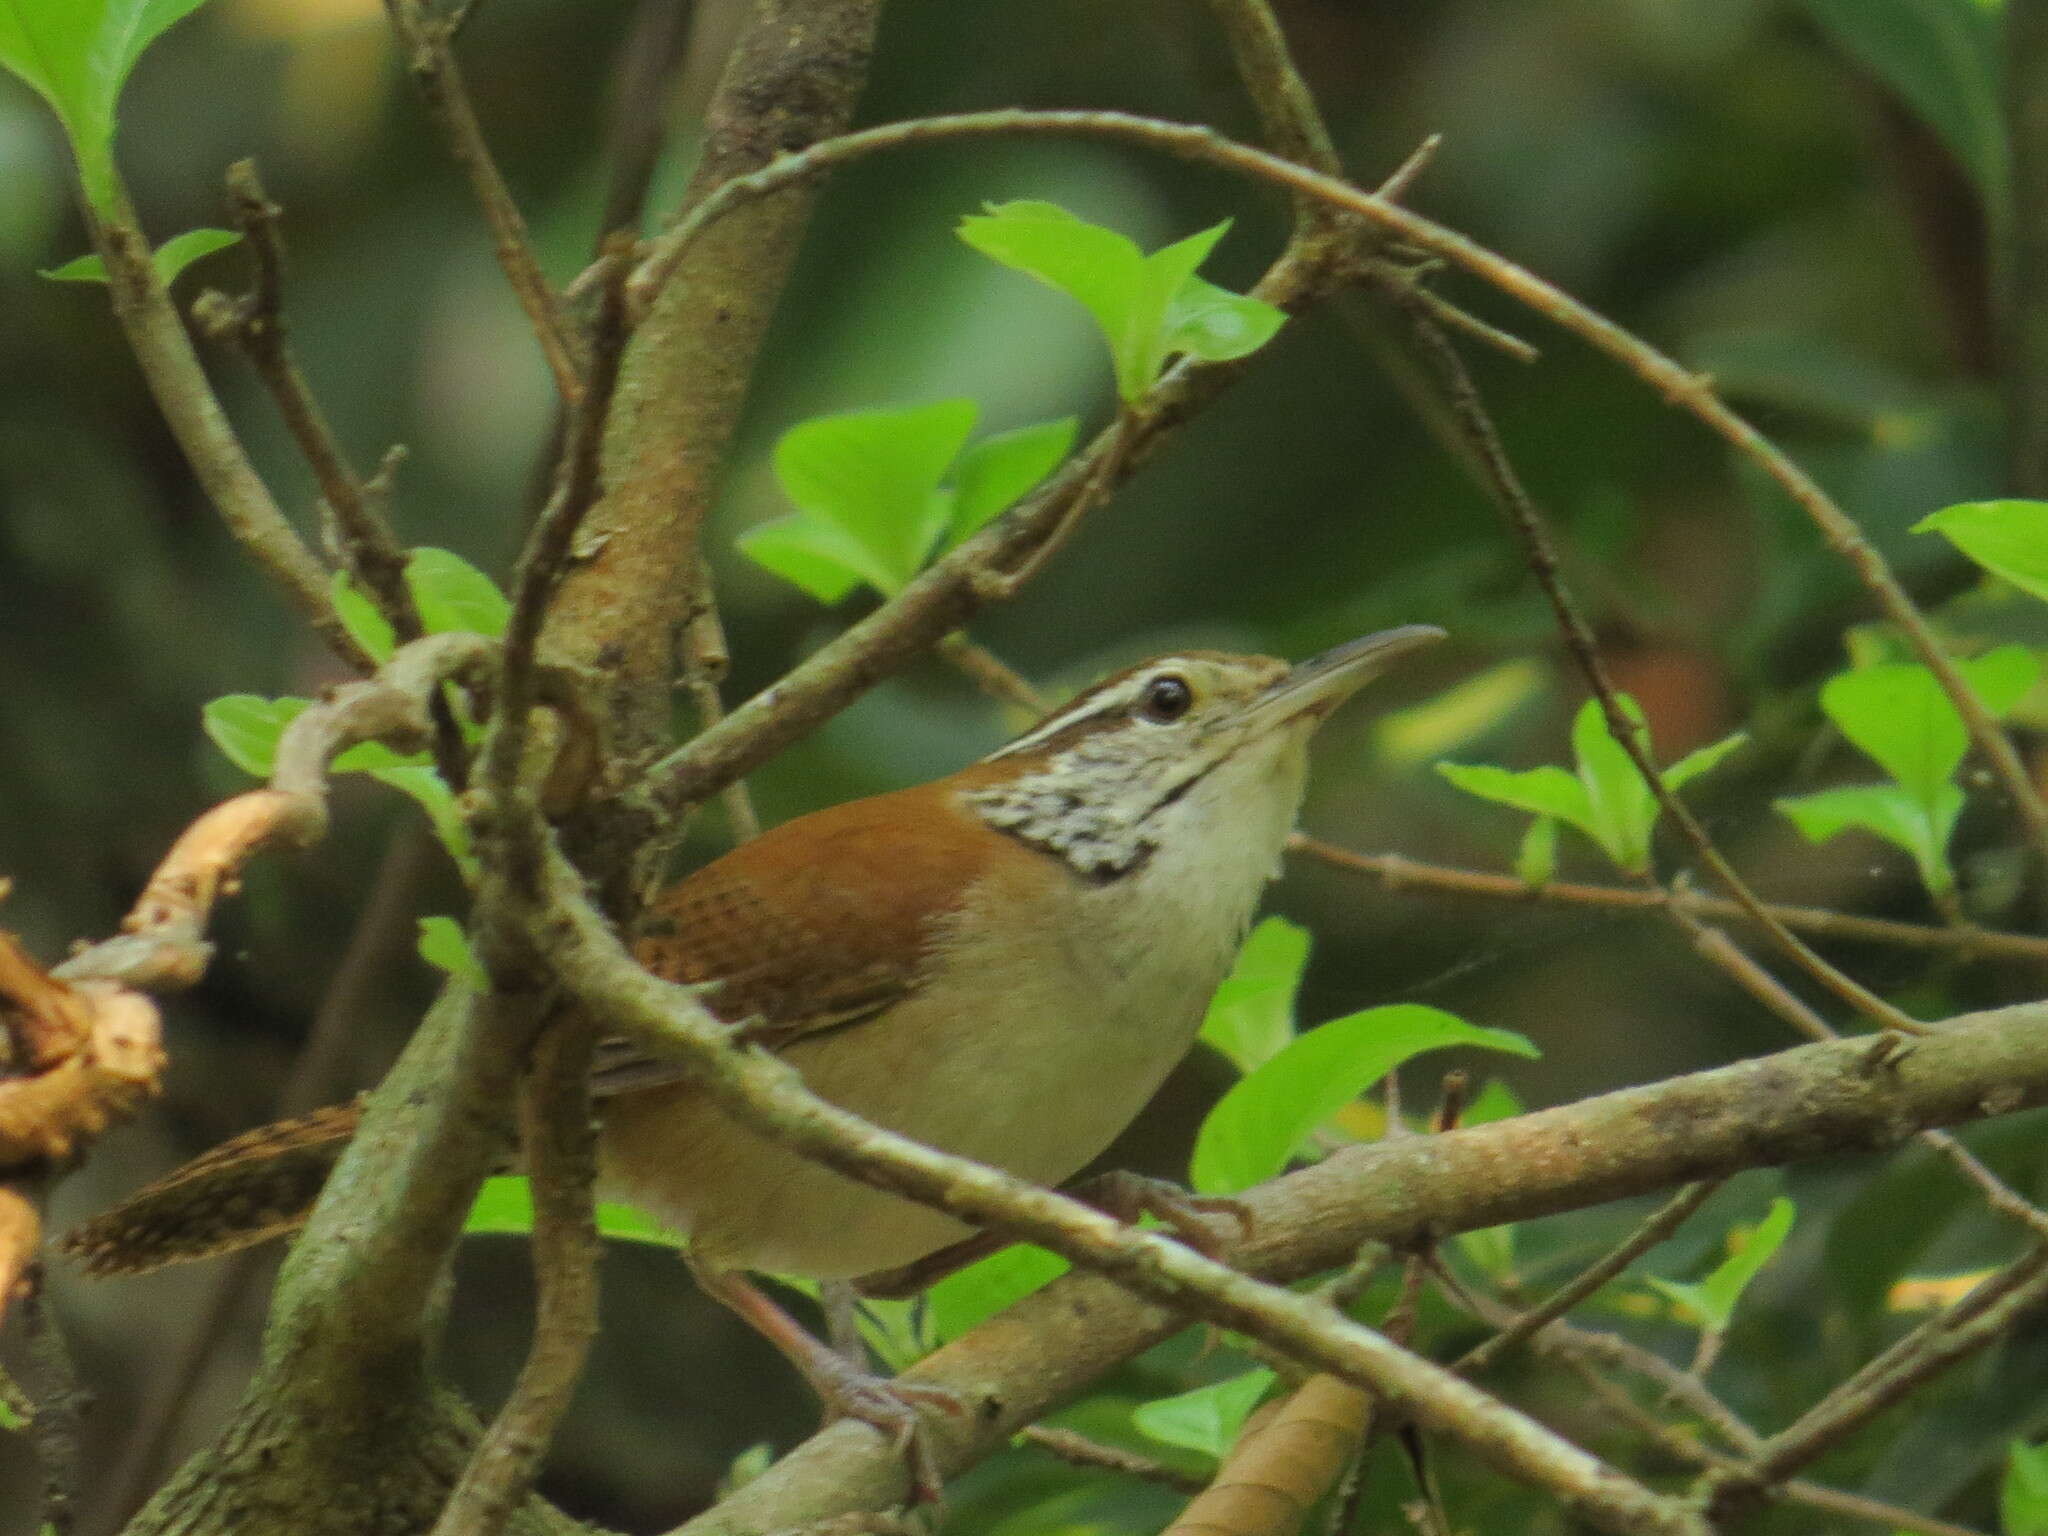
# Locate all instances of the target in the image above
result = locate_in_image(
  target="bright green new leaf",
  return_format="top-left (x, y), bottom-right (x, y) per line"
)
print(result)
top-left (1818, 645), bottom-right (2037, 803)
top-left (736, 516), bottom-right (873, 604)
top-left (1372, 659), bottom-right (1547, 769)
top-left (2005, 1438), bottom-right (2048, 1536)
top-left (331, 571), bottom-right (397, 664)
top-left (1198, 916), bottom-right (1309, 1077)
top-left (1439, 696), bottom-right (1744, 875)
top-left (1190, 1004), bottom-right (1538, 1195)
top-left (1915, 499), bottom-right (2048, 605)
top-left (945, 416), bottom-right (1076, 546)
top-left (927, 1242), bottom-right (1069, 1342)
top-left (39, 226), bottom-right (239, 285)
top-left (1514, 815), bottom-right (1558, 887)
top-left (202, 693), bottom-right (308, 777)
top-left (1648, 1197), bottom-right (1796, 1334)
top-left (958, 201), bottom-right (1283, 401)
top-left (1434, 761), bottom-right (1589, 828)
top-left (406, 547), bottom-right (510, 638)
top-left (416, 916), bottom-right (486, 991)
top-left (1776, 781), bottom-right (1964, 895)
top-left (774, 400), bottom-right (977, 594)
top-left (1131, 1368), bottom-right (1275, 1460)
top-left (0, 0), bottom-right (217, 212)
top-left (465, 1175), bottom-right (677, 1247)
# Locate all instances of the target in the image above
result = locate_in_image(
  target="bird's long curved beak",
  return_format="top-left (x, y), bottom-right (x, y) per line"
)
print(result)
top-left (1245, 624), bottom-right (1447, 734)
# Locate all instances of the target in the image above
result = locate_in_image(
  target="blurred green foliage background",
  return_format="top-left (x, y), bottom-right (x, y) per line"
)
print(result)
top-left (4, 1), bottom-right (2045, 1532)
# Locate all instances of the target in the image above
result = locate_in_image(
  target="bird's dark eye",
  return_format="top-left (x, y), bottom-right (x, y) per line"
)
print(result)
top-left (1139, 674), bottom-right (1193, 723)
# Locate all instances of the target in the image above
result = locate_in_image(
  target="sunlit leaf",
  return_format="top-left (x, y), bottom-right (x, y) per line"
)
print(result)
top-left (736, 516), bottom-right (872, 604)
top-left (1130, 1368), bottom-right (1275, 1460)
top-left (202, 693), bottom-right (308, 778)
top-left (1915, 499), bottom-right (2048, 604)
top-left (2005, 1438), bottom-right (2048, 1536)
top-left (464, 1175), bottom-right (677, 1246)
top-left (406, 547), bottom-right (509, 639)
top-left (1190, 1005), bottom-right (1538, 1195)
top-left (1647, 1197), bottom-right (1796, 1334)
top-left (1198, 916), bottom-right (1309, 1077)
top-left (773, 400), bottom-right (977, 594)
top-left (1776, 781), bottom-right (1963, 894)
top-left (1818, 646), bottom-right (2037, 803)
top-left (416, 915), bottom-right (485, 991)
top-left (946, 416), bottom-right (1076, 546)
top-left (927, 1242), bottom-right (1069, 1342)
top-left (958, 202), bottom-right (1281, 401)
top-left (1373, 659), bottom-right (1547, 768)
top-left (331, 571), bottom-right (397, 664)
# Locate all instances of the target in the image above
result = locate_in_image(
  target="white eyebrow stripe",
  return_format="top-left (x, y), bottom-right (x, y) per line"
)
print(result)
top-left (987, 687), bottom-right (1135, 759)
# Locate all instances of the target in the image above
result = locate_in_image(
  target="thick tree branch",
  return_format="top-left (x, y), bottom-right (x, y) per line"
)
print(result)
top-left (680, 998), bottom-right (2048, 1532)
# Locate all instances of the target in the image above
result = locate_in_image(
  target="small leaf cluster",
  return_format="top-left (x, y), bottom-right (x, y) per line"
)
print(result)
top-left (1775, 644), bottom-right (2038, 898)
top-left (740, 201), bottom-right (1282, 607)
top-left (1642, 1196), bottom-right (1796, 1336)
top-left (202, 547), bottom-right (508, 886)
top-left (1436, 694), bottom-right (1747, 881)
top-left (739, 402), bottom-right (1074, 603)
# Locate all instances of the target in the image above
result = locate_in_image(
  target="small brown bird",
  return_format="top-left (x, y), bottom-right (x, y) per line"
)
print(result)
top-left (66, 625), bottom-right (1443, 1485)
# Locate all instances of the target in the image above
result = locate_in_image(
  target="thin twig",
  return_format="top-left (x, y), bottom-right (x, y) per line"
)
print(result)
top-left (1290, 840), bottom-right (2048, 964)
top-left (1020, 1425), bottom-right (1206, 1493)
top-left (938, 636), bottom-right (1049, 715)
top-left (198, 160), bottom-right (422, 645)
top-left (1377, 282), bottom-right (1919, 1034)
top-left (429, 1016), bottom-right (599, 1536)
top-left (381, 0), bottom-right (584, 406)
top-left (1455, 1181), bottom-right (1720, 1377)
top-left (682, 559), bottom-right (761, 842)
top-left (85, 192), bottom-right (362, 670)
top-left (486, 236), bottom-right (632, 811)
top-left (1706, 1244), bottom-right (2048, 1513)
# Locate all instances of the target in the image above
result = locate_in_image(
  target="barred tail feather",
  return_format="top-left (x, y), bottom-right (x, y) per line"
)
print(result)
top-left (60, 1100), bottom-right (364, 1277)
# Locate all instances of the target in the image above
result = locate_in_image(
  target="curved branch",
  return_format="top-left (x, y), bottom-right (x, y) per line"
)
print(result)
top-left (629, 107), bottom-right (2048, 875)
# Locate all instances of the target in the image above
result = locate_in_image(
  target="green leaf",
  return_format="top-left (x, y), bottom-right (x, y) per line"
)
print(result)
top-left (958, 202), bottom-right (1281, 402)
top-left (1818, 646), bottom-right (2038, 803)
top-left (2004, 1439), bottom-right (2048, 1536)
top-left (1161, 274), bottom-right (1287, 366)
top-left (202, 693), bottom-right (308, 777)
top-left (1131, 1368), bottom-right (1275, 1461)
top-left (773, 400), bottom-right (978, 595)
top-left (416, 916), bottom-right (486, 991)
top-left (330, 571), bottom-right (397, 664)
top-left (1513, 816), bottom-right (1558, 887)
top-left (927, 1242), bottom-right (1069, 1341)
top-left (1797, 0), bottom-right (2007, 233)
top-left (1915, 499), bottom-right (2048, 604)
top-left (1372, 659), bottom-right (1548, 769)
top-left (1435, 761), bottom-right (1590, 828)
top-left (1198, 916), bottom-right (1309, 1077)
top-left (465, 1175), bottom-right (678, 1247)
top-left (1570, 696), bottom-right (1660, 873)
top-left (149, 225), bottom-right (239, 283)
top-left (0, 0), bottom-right (216, 213)
top-left (1190, 1005), bottom-right (1539, 1195)
top-left (1647, 1197), bottom-right (1796, 1334)
top-left (1666, 730), bottom-right (1751, 791)
top-left (736, 516), bottom-right (871, 604)
top-left (1777, 781), bottom-right (1964, 895)
top-left (367, 763), bottom-right (473, 877)
top-left (405, 547), bottom-right (509, 638)
top-left (945, 417), bottom-right (1077, 546)
top-left (0, 1394), bottom-right (23, 1430)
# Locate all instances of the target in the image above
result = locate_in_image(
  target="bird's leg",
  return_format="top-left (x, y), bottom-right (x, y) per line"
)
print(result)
top-left (686, 1256), bottom-right (962, 1502)
top-left (855, 1171), bottom-right (1251, 1300)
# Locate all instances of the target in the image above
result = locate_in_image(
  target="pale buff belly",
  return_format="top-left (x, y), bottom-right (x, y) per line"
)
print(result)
top-left (594, 957), bottom-right (1211, 1280)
